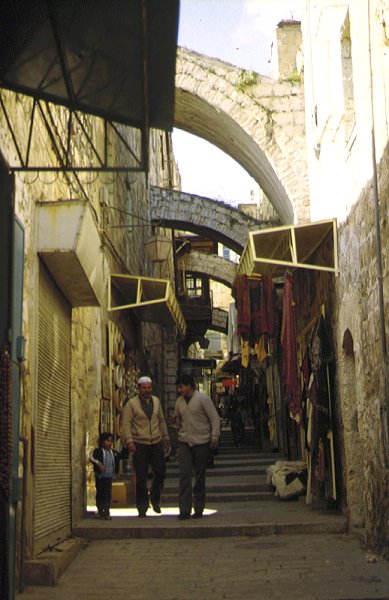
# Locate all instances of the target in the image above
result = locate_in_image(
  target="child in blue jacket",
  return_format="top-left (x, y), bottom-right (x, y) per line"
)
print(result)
top-left (90, 432), bottom-right (121, 519)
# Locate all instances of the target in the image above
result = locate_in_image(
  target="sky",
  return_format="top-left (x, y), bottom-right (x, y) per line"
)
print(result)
top-left (172, 0), bottom-right (303, 206)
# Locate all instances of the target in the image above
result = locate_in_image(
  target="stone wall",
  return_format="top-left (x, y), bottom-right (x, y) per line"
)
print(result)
top-left (335, 157), bottom-right (389, 545)
top-left (302, 0), bottom-right (389, 550)
top-left (0, 91), bottom-right (179, 555)
top-left (271, 20), bottom-right (303, 80)
top-left (176, 47), bottom-right (309, 224)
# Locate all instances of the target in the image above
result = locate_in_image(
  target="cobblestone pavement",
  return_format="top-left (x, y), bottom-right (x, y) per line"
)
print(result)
top-left (17, 533), bottom-right (389, 600)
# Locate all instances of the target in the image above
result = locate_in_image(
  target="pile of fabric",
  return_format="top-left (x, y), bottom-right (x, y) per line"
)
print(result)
top-left (266, 460), bottom-right (307, 500)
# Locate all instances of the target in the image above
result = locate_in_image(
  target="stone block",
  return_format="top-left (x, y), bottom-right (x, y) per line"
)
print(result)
top-left (24, 538), bottom-right (85, 586)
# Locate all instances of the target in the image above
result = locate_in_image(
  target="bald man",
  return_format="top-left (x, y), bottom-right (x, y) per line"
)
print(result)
top-left (121, 376), bottom-right (171, 517)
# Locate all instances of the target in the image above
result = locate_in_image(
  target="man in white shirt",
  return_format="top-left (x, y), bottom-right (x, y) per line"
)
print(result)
top-left (174, 373), bottom-right (220, 520)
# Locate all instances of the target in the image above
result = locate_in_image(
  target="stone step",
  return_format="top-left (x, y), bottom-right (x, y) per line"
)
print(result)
top-left (161, 491), bottom-right (274, 502)
top-left (75, 500), bottom-right (347, 540)
top-left (165, 468), bottom-right (269, 476)
top-left (166, 454), bottom-right (276, 469)
top-left (74, 519), bottom-right (347, 540)
top-left (165, 467), bottom-right (267, 478)
top-left (164, 482), bottom-right (270, 493)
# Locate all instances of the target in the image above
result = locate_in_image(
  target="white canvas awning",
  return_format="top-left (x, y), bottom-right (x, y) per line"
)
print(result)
top-left (109, 274), bottom-right (186, 336)
top-left (237, 219), bottom-right (338, 279)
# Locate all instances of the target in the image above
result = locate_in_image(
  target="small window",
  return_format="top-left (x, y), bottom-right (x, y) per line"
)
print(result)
top-left (185, 275), bottom-right (203, 298)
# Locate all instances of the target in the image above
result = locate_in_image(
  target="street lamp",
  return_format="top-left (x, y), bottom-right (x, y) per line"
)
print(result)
top-left (145, 232), bottom-right (172, 263)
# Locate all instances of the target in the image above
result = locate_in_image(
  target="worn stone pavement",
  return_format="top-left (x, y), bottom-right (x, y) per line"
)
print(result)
top-left (16, 429), bottom-right (389, 599)
top-left (17, 532), bottom-right (389, 600)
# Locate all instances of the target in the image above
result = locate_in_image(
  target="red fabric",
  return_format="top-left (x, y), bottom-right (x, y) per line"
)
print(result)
top-left (249, 279), bottom-right (261, 342)
top-left (281, 273), bottom-right (301, 417)
top-left (235, 275), bottom-right (250, 339)
top-left (260, 279), bottom-right (268, 334)
top-left (260, 276), bottom-right (276, 337)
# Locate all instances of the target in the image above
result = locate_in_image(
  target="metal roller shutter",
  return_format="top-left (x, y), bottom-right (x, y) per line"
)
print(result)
top-left (34, 263), bottom-right (71, 552)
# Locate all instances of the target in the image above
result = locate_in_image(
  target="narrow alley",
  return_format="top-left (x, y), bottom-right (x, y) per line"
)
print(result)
top-left (17, 427), bottom-right (389, 600)
top-left (2, 2), bottom-right (389, 600)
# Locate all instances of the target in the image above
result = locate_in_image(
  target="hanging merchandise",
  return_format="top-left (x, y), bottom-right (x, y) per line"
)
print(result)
top-left (227, 302), bottom-right (239, 356)
top-left (281, 272), bottom-right (301, 420)
top-left (260, 276), bottom-right (276, 339)
top-left (249, 278), bottom-right (261, 345)
top-left (235, 274), bottom-right (250, 339)
top-left (266, 365), bottom-right (278, 449)
top-left (305, 314), bottom-right (337, 505)
top-left (108, 321), bottom-right (127, 436)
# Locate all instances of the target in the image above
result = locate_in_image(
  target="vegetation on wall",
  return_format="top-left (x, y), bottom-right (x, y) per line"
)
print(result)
top-left (234, 69), bottom-right (259, 91)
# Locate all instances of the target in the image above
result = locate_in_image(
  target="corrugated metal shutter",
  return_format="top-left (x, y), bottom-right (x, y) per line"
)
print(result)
top-left (34, 263), bottom-right (71, 552)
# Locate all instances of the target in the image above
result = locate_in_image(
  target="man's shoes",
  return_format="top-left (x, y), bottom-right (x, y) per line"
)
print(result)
top-left (178, 513), bottom-right (190, 520)
top-left (103, 515), bottom-right (112, 520)
top-left (151, 503), bottom-right (161, 514)
top-left (192, 512), bottom-right (203, 519)
top-left (138, 512), bottom-right (147, 518)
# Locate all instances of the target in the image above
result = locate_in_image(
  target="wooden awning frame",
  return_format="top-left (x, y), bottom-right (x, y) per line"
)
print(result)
top-left (236, 219), bottom-right (339, 279)
top-left (109, 274), bottom-right (186, 336)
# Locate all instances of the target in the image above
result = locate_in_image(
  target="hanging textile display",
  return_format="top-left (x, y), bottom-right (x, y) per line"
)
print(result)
top-left (227, 302), bottom-right (239, 356)
top-left (260, 276), bottom-right (275, 338)
top-left (249, 278), bottom-right (261, 346)
top-left (235, 274), bottom-right (250, 367)
top-left (233, 274), bottom-right (278, 364)
top-left (281, 272), bottom-right (301, 419)
top-left (305, 315), bottom-right (336, 504)
top-left (235, 274), bottom-right (250, 339)
top-left (266, 365), bottom-right (278, 448)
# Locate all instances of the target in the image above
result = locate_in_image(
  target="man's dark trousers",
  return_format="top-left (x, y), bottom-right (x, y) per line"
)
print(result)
top-left (178, 441), bottom-right (210, 516)
top-left (133, 441), bottom-right (165, 514)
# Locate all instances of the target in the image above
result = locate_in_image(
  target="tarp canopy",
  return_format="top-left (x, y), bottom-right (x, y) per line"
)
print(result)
top-left (0, 0), bottom-right (179, 130)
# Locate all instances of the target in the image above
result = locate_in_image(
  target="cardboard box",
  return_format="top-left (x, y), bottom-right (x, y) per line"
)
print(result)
top-left (111, 478), bottom-right (135, 507)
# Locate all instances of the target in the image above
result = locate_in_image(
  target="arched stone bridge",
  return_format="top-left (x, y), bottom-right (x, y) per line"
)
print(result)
top-left (150, 186), bottom-right (275, 254)
top-left (175, 47), bottom-right (309, 224)
top-left (178, 250), bottom-right (237, 288)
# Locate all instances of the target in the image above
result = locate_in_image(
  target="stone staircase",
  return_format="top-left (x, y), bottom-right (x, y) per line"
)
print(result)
top-left (73, 426), bottom-right (347, 540)
top-left (162, 426), bottom-right (277, 505)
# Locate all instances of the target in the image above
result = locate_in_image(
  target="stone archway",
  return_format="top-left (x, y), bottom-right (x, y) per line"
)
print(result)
top-left (150, 186), bottom-right (274, 253)
top-left (178, 251), bottom-right (237, 288)
top-left (175, 48), bottom-right (310, 224)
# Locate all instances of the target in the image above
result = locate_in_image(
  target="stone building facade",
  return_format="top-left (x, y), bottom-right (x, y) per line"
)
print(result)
top-left (301, 0), bottom-right (389, 550)
top-left (0, 90), bottom-right (181, 560)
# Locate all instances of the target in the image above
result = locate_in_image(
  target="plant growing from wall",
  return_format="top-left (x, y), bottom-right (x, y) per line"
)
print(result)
top-left (285, 71), bottom-right (303, 84)
top-left (234, 69), bottom-right (259, 91)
